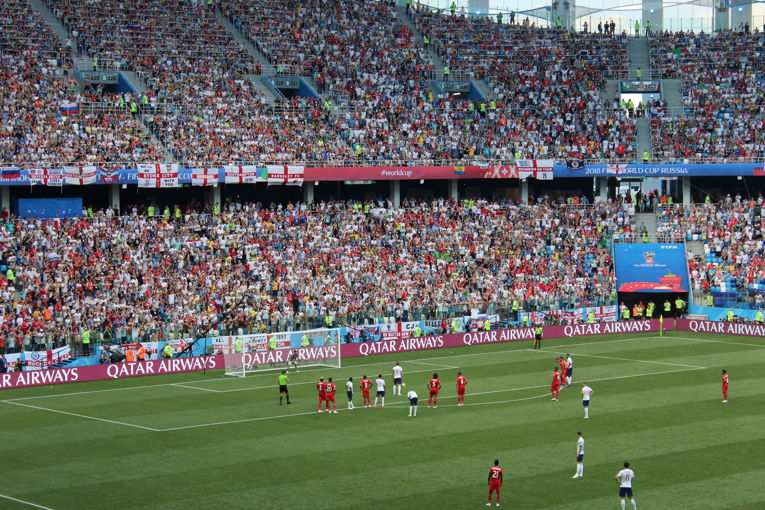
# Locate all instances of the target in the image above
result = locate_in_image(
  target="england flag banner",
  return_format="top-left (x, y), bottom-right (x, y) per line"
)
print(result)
top-left (607, 164), bottom-right (628, 175)
top-left (267, 165), bottom-right (304, 186)
top-left (29, 168), bottom-right (64, 186)
top-left (191, 167), bottom-right (218, 186)
top-left (224, 165), bottom-right (260, 184)
top-left (137, 163), bottom-right (179, 188)
top-left (516, 159), bottom-right (554, 180)
top-left (64, 166), bottom-right (98, 186)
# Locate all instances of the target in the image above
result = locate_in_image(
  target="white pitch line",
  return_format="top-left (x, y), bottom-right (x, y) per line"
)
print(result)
top-left (158, 408), bottom-right (354, 431)
top-left (528, 349), bottom-right (707, 369)
top-left (666, 335), bottom-right (765, 348)
top-left (0, 493), bottom-right (56, 510)
top-left (407, 360), bottom-right (459, 369)
top-left (170, 383), bottom-right (220, 393)
top-left (1, 401), bottom-right (160, 432)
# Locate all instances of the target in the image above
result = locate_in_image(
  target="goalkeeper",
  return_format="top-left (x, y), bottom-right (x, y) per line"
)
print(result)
top-left (287, 350), bottom-right (299, 372)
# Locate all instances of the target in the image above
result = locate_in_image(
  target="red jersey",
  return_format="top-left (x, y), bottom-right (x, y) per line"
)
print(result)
top-left (324, 382), bottom-right (336, 396)
top-left (428, 378), bottom-right (442, 391)
top-left (360, 378), bottom-right (372, 393)
top-left (317, 381), bottom-right (326, 396)
top-left (456, 375), bottom-right (467, 388)
top-left (722, 374), bottom-right (729, 385)
top-left (488, 466), bottom-right (503, 484)
top-left (558, 359), bottom-right (567, 373)
top-left (552, 372), bottom-right (562, 386)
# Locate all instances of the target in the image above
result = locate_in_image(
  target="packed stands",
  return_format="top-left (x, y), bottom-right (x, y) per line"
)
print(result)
top-left (649, 29), bottom-right (765, 161)
top-left (0, 199), bottom-right (630, 350)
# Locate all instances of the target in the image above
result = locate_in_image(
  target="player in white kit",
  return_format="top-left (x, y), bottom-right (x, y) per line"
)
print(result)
top-left (581, 383), bottom-right (593, 419)
top-left (615, 462), bottom-right (636, 510)
top-left (407, 390), bottom-right (419, 417)
top-left (392, 362), bottom-right (404, 395)
top-left (373, 375), bottom-right (386, 408)
top-left (346, 377), bottom-right (354, 409)
top-left (572, 431), bottom-right (585, 478)
top-left (565, 354), bottom-right (574, 385)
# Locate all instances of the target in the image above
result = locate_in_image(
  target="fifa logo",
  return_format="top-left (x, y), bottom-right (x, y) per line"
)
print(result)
top-left (643, 251), bottom-right (656, 263)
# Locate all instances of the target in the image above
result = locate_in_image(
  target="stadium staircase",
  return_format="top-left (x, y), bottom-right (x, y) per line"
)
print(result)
top-left (27, 0), bottom-right (75, 55)
top-left (662, 79), bottom-right (686, 116)
top-left (626, 37), bottom-right (653, 159)
top-left (635, 211), bottom-right (658, 238)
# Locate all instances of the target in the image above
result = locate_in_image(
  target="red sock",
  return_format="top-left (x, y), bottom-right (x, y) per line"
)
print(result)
top-left (496, 491), bottom-right (500, 503)
top-left (433, 397), bottom-right (437, 406)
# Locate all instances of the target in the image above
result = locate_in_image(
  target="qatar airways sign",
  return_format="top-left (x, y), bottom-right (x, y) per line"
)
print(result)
top-left (679, 319), bottom-right (765, 338)
top-left (0, 356), bottom-right (222, 390)
top-left (341, 320), bottom-right (660, 357)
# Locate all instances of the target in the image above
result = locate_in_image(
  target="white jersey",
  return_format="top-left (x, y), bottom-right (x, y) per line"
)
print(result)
top-left (376, 378), bottom-right (386, 391)
top-left (577, 437), bottom-right (584, 455)
top-left (346, 381), bottom-right (353, 392)
top-left (582, 385), bottom-right (593, 401)
top-left (407, 390), bottom-right (418, 400)
top-left (566, 356), bottom-right (573, 369)
top-left (617, 469), bottom-right (635, 488)
top-left (392, 365), bottom-right (403, 379)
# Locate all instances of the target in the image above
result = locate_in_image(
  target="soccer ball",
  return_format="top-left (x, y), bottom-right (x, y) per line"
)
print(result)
top-left (402, 383), bottom-right (406, 387)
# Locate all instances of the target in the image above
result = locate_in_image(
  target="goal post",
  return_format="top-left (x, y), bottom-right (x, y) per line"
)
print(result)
top-left (223, 328), bottom-right (341, 377)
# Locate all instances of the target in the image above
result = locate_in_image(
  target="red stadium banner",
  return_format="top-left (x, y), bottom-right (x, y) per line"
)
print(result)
top-left (676, 319), bottom-right (765, 337)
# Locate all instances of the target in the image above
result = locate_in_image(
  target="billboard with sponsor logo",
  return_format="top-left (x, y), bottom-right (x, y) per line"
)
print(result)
top-left (615, 243), bottom-right (689, 293)
top-left (677, 319), bottom-right (765, 338)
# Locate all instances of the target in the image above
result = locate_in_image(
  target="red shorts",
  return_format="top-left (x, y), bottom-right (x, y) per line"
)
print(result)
top-left (318, 394), bottom-right (326, 401)
top-left (326, 394), bottom-right (336, 402)
top-left (362, 391), bottom-right (370, 397)
top-left (551, 384), bottom-right (560, 391)
top-left (722, 383), bottom-right (729, 391)
top-left (429, 390), bottom-right (439, 396)
top-left (489, 481), bottom-right (502, 491)
top-left (457, 387), bottom-right (466, 395)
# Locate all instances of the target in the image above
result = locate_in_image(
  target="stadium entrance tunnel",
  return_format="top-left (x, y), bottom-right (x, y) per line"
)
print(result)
top-left (617, 291), bottom-right (689, 319)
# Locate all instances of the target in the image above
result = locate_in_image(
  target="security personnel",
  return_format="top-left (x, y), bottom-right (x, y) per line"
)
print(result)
top-left (450, 1), bottom-right (456, 15)
top-left (646, 301), bottom-right (654, 319)
top-left (664, 300), bottom-right (672, 314)
top-left (163, 344), bottom-right (173, 359)
top-left (727, 309), bottom-right (734, 322)
top-left (451, 319), bottom-right (460, 333)
top-left (147, 205), bottom-right (155, 217)
top-left (301, 334), bottom-right (311, 348)
top-left (125, 347), bottom-right (136, 363)
top-left (163, 206), bottom-right (170, 219)
top-left (706, 295), bottom-right (714, 307)
top-left (484, 319), bottom-right (491, 331)
top-left (82, 329), bottom-right (91, 356)
top-left (490, 99), bottom-right (497, 110)
top-left (634, 20), bottom-right (640, 36)
top-left (443, 65), bottom-right (450, 78)
top-left (511, 299), bottom-right (520, 320)
top-left (675, 297), bottom-right (685, 316)
top-left (174, 206), bottom-right (181, 221)
top-left (622, 306), bottom-right (630, 321)
top-left (269, 336), bottom-right (277, 351)
top-left (422, 35), bottom-right (429, 48)
top-left (756, 311), bottom-right (763, 324)
top-left (413, 325), bottom-right (422, 337)
top-left (643, 150), bottom-right (650, 163)
top-left (213, 203), bottom-right (221, 216)
top-left (235, 337), bottom-right (243, 353)
top-left (137, 345), bottom-right (147, 361)
top-left (325, 315), bottom-right (334, 328)
top-left (587, 312), bottom-right (595, 324)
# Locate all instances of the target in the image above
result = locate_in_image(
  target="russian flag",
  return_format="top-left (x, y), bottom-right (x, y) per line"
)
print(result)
top-left (1, 169), bottom-right (21, 180)
top-left (59, 100), bottom-right (79, 116)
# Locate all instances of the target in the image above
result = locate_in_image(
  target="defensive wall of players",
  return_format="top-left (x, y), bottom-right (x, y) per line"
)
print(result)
top-left (2, 318), bottom-right (761, 390)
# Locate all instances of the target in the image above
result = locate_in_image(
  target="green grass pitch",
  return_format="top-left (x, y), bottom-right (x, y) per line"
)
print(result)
top-left (1, 331), bottom-right (763, 510)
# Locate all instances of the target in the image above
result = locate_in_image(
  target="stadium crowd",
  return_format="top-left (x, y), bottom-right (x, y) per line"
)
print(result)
top-left (0, 199), bottom-right (631, 351)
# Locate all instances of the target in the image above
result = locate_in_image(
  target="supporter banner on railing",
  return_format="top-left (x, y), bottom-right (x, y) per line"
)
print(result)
top-left (615, 244), bottom-right (689, 292)
top-left (4, 346), bottom-right (72, 371)
top-left (521, 306), bottom-right (617, 324)
top-left (676, 319), bottom-right (765, 338)
top-left (137, 163), bottom-right (179, 188)
top-left (191, 167), bottom-right (219, 186)
top-left (2, 163), bottom-right (764, 187)
top-left (64, 166), bottom-right (98, 186)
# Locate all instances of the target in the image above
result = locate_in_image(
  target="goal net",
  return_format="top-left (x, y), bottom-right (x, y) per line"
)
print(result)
top-left (224, 328), bottom-right (341, 377)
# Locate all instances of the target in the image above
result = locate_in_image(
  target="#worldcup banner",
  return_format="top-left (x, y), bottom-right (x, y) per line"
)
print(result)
top-left (137, 163), bottom-right (179, 188)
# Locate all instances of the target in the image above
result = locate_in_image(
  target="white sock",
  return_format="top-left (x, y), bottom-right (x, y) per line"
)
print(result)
top-left (374, 397), bottom-right (378, 406)
top-left (631, 500), bottom-right (636, 510)
top-left (585, 408), bottom-right (589, 418)
top-left (409, 407), bottom-right (413, 416)
top-left (567, 377), bottom-right (571, 385)
top-left (621, 500), bottom-right (626, 510)
top-left (413, 406), bottom-right (417, 416)
top-left (579, 464), bottom-right (583, 476)
top-left (381, 397), bottom-right (385, 406)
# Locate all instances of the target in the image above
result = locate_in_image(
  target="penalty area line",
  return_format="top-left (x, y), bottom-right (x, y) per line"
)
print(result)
top-left (0, 493), bottom-right (56, 510)
top-left (527, 349), bottom-right (707, 369)
top-left (1, 401), bottom-right (161, 432)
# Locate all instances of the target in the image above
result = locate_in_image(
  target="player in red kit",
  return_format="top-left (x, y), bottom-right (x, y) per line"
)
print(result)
top-left (721, 369), bottom-right (729, 403)
top-left (316, 377), bottom-right (326, 412)
top-left (551, 367), bottom-right (561, 401)
top-left (427, 373), bottom-right (442, 407)
top-left (557, 357), bottom-right (568, 387)
top-left (486, 459), bottom-right (503, 506)
top-left (456, 372), bottom-right (468, 406)
top-left (360, 375), bottom-right (372, 408)
top-left (324, 377), bottom-right (337, 413)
